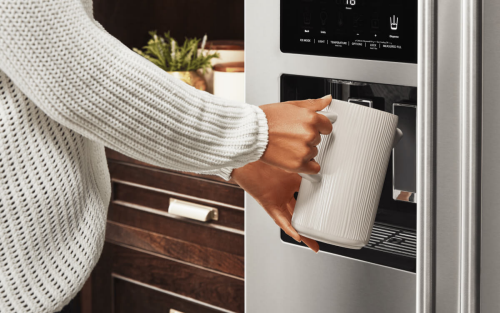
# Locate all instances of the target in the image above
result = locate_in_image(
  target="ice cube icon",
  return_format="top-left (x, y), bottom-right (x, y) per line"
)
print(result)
top-left (390, 15), bottom-right (399, 31)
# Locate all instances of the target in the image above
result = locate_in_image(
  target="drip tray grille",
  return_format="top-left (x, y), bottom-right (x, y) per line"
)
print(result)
top-left (281, 223), bottom-right (417, 272)
top-left (366, 224), bottom-right (416, 258)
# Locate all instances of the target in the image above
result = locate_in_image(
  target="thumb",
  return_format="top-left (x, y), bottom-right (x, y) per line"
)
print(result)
top-left (291, 94), bottom-right (332, 111)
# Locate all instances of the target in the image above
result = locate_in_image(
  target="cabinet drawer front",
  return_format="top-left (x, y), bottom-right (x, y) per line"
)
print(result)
top-left (108, 162), bottom-right (244, 207)
top-left (106, 222), bottom-right (244, 277)
top-left (111, 244), bottom-right (244, 312)
top-left (114, 278), bottom-right (228, 313)
top-left (109, 203), bottom-right (244, 256)
top-left (113, 181), bottom-right (244, 230)
top-left (106, 149), bottom-right (233, 185)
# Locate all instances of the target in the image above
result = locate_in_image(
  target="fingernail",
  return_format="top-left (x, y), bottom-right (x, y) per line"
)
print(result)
top-left (321, 94), bottom-right (331, 99)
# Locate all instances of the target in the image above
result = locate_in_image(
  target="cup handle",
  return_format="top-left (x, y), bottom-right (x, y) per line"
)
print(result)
top-left (299, 126), bottom-right (404, 184)
top-left (392, 128), bottom-right (404, 148)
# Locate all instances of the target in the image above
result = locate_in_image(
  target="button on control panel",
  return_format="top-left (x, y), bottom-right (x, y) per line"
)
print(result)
top-left (281, 0), bottom-right (417, 63)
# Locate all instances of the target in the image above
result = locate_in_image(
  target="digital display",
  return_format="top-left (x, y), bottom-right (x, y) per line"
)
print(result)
top-left (280, 0), bottom-right (418, 63)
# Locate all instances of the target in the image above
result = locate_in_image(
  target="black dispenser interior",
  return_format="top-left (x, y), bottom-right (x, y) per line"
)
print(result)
top-left (280, 74), bottom-right (417, 272)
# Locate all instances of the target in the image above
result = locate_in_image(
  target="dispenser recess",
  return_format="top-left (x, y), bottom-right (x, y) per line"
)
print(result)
top-left (281, 74), bottom-right (417, 272)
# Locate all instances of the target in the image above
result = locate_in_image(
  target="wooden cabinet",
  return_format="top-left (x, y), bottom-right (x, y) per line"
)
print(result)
top-left (82, 149), bottom-right (245, 313)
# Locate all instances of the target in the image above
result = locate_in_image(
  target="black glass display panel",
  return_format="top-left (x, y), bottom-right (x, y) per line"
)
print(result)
top-left (281, 0), bottom-right (418, 63)
top-left (280, 74), bottom-right (417, 272)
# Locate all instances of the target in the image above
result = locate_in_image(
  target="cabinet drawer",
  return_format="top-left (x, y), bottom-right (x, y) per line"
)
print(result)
top-left (114, 278), bottom-right (226, 313)
top-left (106, 221), bottom-right (244, 277)
top-left (112, 180), bottom-right (244, 230)
top-left (108, 201), bottom-right (244, 257)
top-left (108, 161), bottom-right (244, 207)
top-left (106, 148), bottom-right (232, 184)
top-left (110, 244), bottom-right (244, 312)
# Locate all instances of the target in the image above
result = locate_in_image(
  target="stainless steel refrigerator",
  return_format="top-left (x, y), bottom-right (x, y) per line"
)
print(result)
top-left (245, 0), bottom-right (500, 312)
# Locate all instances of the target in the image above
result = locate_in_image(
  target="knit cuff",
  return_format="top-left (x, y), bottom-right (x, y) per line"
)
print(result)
top-left (217, 105), bottom-right (268, 181)
top-left (249, 105), bottom-right (269, 162)
top-left (217, 167), bottom-right (234, 181)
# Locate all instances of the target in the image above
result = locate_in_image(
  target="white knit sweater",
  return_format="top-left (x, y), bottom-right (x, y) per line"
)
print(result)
top-left (0, 0), bottom-right (268, 312)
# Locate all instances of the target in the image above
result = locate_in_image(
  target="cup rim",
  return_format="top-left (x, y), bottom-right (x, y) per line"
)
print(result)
top-left (329, 99), bottom-right (398, 120)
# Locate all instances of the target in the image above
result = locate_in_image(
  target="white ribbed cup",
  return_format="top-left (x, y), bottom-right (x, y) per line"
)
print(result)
top-left (291, 99), bottom-right (399, 249)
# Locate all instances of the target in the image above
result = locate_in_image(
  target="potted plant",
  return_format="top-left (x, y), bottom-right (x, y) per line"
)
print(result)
top-left (134, 31), bottom-right (219, 91)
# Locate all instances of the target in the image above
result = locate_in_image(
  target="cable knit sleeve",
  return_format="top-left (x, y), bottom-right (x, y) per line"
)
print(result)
top-left (0, 0), bottom-right (268, 180)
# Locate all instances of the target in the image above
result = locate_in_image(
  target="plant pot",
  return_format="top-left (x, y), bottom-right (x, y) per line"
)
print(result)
top-left (168, 71), bottom-right (207, 91)
top-left (198, 40), bottom-right (244, 94)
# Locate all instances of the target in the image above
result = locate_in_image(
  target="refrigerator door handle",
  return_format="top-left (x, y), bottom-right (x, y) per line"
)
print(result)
top-left (459, 0), bottom-right (482, 311)
top-left (417, 0), bottom-right (437, 312)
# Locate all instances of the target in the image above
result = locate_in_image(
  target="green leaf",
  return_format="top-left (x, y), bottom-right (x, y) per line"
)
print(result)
top-left (133, 31), bottom-right (219, 72)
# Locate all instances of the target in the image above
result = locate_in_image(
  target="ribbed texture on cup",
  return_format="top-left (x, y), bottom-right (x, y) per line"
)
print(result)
top-left (292, 100), bottom-right (398, 245)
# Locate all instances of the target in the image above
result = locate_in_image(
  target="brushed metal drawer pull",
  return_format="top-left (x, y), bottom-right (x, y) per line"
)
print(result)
top-left (169, 198), bottom-right (218, 222)
top-left (169, 309), bottom-right (184, 313)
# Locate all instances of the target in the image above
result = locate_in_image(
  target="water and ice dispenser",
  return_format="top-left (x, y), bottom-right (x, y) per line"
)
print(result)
top-left (281, 75), bottom-right (417, 272)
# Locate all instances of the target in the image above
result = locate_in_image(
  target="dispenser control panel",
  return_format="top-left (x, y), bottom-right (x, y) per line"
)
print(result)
top-left (280, 0), bottom-right (418, 63)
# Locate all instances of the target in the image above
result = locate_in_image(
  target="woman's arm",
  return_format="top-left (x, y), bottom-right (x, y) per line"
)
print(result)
top-left (0, 0), bottom-right (267, 179)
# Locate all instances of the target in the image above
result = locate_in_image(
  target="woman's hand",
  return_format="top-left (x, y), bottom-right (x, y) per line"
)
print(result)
top-left (232, 161), bottom-right (319, 253)
top-left (260, 95), bottom-right (333, 174)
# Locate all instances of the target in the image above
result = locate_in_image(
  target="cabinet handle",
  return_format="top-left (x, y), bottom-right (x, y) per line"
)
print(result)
top-left (168, 198), bottom-right (218, 222)
top-left (169, 309), bottom-right (184, 313)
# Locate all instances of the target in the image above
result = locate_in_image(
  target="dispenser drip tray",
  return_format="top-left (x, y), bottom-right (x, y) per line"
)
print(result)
top-left (366, 224), bottom-right (416, 258)
top-left (281, 222), bottom-right (417, 272)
